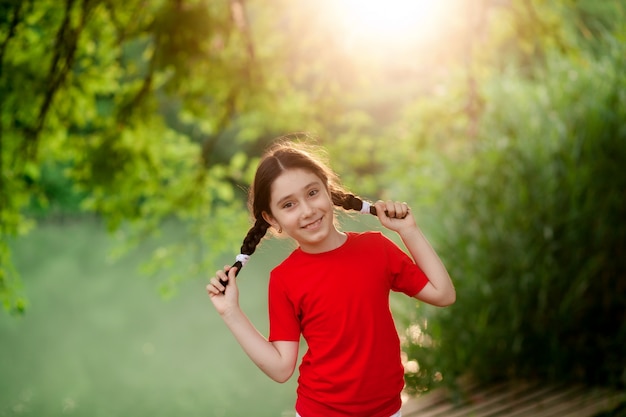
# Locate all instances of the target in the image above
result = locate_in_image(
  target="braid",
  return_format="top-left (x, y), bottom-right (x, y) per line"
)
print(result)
top-left (331, 190), bottom-right (365, 212)
top-left (219, 217), bottom-right (270, 288)
top-left (240, 217), bottom-right (271, 258)
top-left (220, 138), bottom-right (380, 292)
top-left (331, 190), bottom-right (359, 211)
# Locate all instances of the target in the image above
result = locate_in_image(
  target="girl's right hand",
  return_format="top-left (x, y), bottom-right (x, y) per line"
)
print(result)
top-left (206, 265), bottom-right (240, 316)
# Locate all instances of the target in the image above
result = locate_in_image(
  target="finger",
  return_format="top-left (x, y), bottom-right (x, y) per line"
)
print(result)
top-left (384, 200), bottom-right (396, 218)
top-left (212, 273), bottom-right (227, 292)
top-left (374, 200), bottom-right (394, 219)
top-left (374, 201), bottom-right (387, 219)
top-left (375, 200), bottom-right (409, 220)
top-left (228, 266), bottom-right (239, 278)
top-left (394, 202), bottom-right (409, 219)
top-left (219, 266), bottom-right (231, 287)
top-left (391, 202), bottom-right (402, 218)
top-left (206, 283), bottom-right (221, 296)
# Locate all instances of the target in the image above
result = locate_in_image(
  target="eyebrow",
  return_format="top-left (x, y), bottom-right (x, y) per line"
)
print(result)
top-left (275, 181), bottom-right (321, 207)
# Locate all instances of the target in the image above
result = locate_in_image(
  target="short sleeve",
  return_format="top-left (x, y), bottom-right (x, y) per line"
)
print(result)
top-left (379, 233), bottom-right (429, 296)
top-left (268, 272), bottom-right (301, 342)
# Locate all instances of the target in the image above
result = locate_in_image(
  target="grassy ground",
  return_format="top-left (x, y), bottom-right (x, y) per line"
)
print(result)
top-left (0, 220), bottom-right (301, 417)
top-left (0, 216), bottom-right (417, 417)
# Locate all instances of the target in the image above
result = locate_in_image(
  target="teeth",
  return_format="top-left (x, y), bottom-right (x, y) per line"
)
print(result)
top-left (304, 218), bottom-right (321, 228)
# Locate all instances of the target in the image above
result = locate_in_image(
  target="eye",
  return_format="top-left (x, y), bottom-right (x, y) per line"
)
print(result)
top-left (308, 189), bottom-right (319, 197)
top-left (282, 201), bottom-right (294, 209)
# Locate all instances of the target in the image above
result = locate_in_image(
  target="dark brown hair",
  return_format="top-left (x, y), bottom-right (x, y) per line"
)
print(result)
top-left (226, 139), bottom-right (371, 279)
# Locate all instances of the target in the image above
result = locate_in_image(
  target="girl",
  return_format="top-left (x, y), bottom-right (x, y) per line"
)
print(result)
top-left (207, 139), bottom-right (455, 417)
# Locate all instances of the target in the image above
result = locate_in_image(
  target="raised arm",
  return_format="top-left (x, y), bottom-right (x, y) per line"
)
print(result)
top-left (374, 200), bottom-right (456, 307)
top-left (207, 266), bottom-right (299, 382)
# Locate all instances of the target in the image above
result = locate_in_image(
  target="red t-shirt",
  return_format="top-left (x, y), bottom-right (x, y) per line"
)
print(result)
top-left (268, 231), bottom-right (429, 417)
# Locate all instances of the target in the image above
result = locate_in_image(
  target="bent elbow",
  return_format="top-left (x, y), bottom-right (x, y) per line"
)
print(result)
top-left (274, 376), bottom-right (291, 384)
top-left (443, 290), bottom-right (457, 306)
top-left (444, 290), bottom-right (456, 306)
top-left (270, 369), bottom-right (294, 384)
top-left (435, 289), bottom-right (456, 307)
top-left (414, 284), bottom-right (456, 307)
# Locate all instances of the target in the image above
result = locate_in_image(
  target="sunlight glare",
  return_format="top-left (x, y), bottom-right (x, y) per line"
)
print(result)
top-left (335, 0), bottom-right (448, 46)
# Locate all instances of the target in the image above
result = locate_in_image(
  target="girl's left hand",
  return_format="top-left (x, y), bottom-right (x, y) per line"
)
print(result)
top-left (374, 200), bottom-right (417, 233)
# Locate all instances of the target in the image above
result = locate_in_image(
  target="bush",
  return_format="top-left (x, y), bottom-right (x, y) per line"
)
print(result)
top-left (402, 42), bottom-right (626, 392)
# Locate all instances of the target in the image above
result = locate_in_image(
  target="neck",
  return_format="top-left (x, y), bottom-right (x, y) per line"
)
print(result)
top-left (301, 228), bottom-right (347, 254)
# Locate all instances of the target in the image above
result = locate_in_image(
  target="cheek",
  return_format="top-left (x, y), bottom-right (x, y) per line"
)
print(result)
top-left (324, 192), bottom-right (335, 209)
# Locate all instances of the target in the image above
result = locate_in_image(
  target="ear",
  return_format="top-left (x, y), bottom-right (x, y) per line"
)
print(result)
top-left (262, 211), bottom-right (279, 229)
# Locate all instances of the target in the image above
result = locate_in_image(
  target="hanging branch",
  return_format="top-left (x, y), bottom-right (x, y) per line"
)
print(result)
top-left (115, 56), bottom-right (155, 126)
top-left (22, 0), bottom-right (95, 162)
top-left (0, 2), bottom-right (23, 77)
top-left (0, 1), bottom-right (25, 205)
top-left (103, 0), bottom-right (144, 45)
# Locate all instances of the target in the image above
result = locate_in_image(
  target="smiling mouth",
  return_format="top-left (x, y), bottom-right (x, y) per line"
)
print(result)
top-left (302, 217), bottom-right (323, 229)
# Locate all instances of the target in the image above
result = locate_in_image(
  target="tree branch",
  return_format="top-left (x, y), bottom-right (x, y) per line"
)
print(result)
top-left (0, 1), bottom-right (23, 79)
top-left (0, 1), bottom-right (25, 215)
top-left (23, 0), bottom-right (94, 161)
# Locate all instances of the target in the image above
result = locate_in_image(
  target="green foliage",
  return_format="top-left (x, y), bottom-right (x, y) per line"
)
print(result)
top-left (2, 0), bottom-right (625, 399)
top-left (0, 0), bottom-right (338, 312)
top-left (401, 33), bottom-right (626, 390)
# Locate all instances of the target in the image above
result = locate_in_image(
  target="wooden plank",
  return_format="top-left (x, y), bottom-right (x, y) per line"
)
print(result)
top-left (460, 384), bottom-right (584, 417)
top-left (437, 381), bottom-right (541, 417)
top-left (570, 392), bottom-right (626, 417)
top-left (500, 385), bottom-right (590, 417)
top-left (402, 382), bottom-right (511, 417)
top-left (400, 377), bottom-right (484, 415)
top-left (523, 390), bottom-right (610, 417)
top-left (401, 380), bottom-right (625, 417)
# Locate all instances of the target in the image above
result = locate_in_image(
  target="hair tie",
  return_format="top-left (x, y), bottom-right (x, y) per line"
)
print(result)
top-left (360, 201), bottom-right (371, 214)
top-left (235, 254), bottom-right (251, 267)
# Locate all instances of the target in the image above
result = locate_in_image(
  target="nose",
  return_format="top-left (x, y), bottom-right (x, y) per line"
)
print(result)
top-left (300, 200), bottom-right (315, 217)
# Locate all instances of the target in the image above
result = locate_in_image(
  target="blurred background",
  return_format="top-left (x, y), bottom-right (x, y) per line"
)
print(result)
top-left (1, 0), bottom-right (625, 416)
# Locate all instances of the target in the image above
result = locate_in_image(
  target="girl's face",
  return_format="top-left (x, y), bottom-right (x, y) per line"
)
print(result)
top-left (262, 168), bottom-right (344, 253)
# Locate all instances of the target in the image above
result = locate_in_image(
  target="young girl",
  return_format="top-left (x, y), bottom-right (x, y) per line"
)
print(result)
top-left (207, 140), bottom-right (455, 417)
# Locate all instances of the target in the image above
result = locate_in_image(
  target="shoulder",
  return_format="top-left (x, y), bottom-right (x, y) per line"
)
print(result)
top-left (348, 230), bottom-right (392, 246)
top-left (342, 231), bottom-right (400, 260)
top-left (270, 248), bottom-right (303, 279)
top-left (349, 231), bottom-right (409, 264)
top-left (348, 230), bottom-right (381, 240)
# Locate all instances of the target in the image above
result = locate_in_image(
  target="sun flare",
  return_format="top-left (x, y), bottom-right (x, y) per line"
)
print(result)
top-left (333, 0), bottom-right (449, 46)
